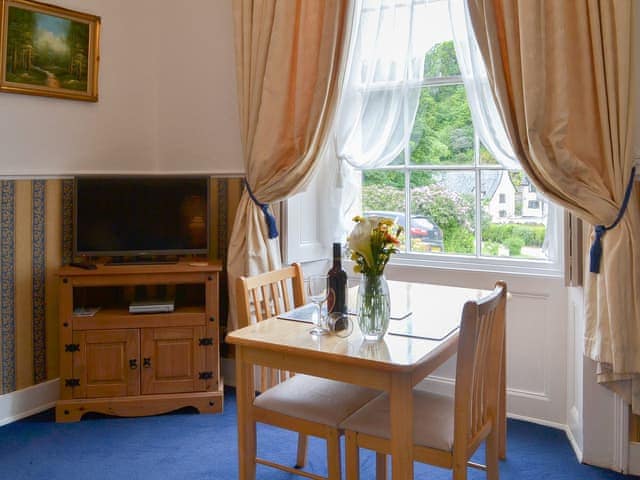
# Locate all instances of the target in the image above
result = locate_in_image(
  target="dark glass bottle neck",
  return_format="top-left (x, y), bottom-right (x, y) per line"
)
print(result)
top-left (332, 243), bottom-right (342, 266)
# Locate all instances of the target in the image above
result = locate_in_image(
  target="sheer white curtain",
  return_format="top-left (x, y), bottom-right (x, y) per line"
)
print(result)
top-left (335, 0), bottom-right (429, 170)
top-left (327, 0), bottom-right (430, 242)
top-left (448, 0), bottom-right (518, 170)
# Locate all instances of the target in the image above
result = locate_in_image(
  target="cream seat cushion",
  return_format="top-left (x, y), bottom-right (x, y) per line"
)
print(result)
top-left (253, 374), bottom-right (380, 427)
top-left (339, 390), bottom-right (455, 451)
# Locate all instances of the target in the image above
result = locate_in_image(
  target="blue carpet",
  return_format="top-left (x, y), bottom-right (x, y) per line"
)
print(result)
top-left (0, 387), bottom-right (637, 479)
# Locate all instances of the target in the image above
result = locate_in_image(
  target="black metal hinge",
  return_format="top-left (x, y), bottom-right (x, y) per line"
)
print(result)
top-left (64, 344), bottom-right (80, 352)
top-left (198, 338), bottom-right (213, 346)
top-left (65, 378), bottom-right (80, 388)
top-left (198, 371), bottom-right (213, 380)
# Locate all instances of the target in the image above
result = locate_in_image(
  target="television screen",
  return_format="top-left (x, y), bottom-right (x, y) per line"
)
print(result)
top-left (74, 177), bottom-right (209, 257)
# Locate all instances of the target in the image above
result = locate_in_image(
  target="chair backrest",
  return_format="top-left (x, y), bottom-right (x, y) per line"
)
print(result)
top-left (236, 263), bottom-right (306, 390)
top-left (453, 281), bottom-right (507, 451)
top-left (237, 263), bottom-right (306, 327)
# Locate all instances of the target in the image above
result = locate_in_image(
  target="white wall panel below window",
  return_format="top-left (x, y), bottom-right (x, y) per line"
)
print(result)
top-left (384, 263), bottom-right (568, 426)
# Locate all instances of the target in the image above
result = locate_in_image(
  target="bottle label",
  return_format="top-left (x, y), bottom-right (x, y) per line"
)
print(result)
top-left (327, 288), bottom-right (336, 312)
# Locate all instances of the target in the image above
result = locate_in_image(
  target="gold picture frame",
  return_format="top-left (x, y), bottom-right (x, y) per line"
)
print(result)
top-left (0, 0), bottom-right (100, 101)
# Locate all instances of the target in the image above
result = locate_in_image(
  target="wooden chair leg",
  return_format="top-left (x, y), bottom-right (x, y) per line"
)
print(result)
top-left (453, 450), bottom-right (468, 480)
top-left (486, 426), bottom-right (500, 480)
top-left (327, 429), bottom-right (342, 480)
top-left (295, 433), bottom-right (308, 469)
top-left (375, 453), bottom-right (387, 480)
top-left (345, 431), bottom-right (360, 480)
top-left (453, 466), bottom-right (468, 480)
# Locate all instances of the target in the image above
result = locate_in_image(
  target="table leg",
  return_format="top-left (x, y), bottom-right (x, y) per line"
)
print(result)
top-left (499, 335), bottom-right (507, 460)
top-left (390, 372), bottom-right (413, 479)
top-left (236, 348), bottom-right (256, 480)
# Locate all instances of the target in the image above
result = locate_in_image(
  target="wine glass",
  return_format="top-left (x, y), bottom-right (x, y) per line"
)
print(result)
top-left (326, 312), bottom-right (354, 338)
top-left (306, 275), bottom-right (329, 335)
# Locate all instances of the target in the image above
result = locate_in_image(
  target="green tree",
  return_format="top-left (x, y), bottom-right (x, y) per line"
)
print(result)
top-left (66, 21), bottom-right (89, 80)
top-left (424, 41), bottom-right (460, 77)
top-left (6, 7), bottom-right (36, 74)
top-left (409, 41), bottom-right (473, 167)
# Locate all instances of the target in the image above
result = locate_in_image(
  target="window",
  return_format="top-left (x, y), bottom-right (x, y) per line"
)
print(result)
top-left (359, 0), bottom-right (556, 264)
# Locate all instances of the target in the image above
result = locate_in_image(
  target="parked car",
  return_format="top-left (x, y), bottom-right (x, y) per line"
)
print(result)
top-left (363, 211), bottom-right (445, 252)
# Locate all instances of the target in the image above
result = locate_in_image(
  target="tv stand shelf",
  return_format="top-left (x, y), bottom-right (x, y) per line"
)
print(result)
top-left (56, 261), bottom-right (223, 422)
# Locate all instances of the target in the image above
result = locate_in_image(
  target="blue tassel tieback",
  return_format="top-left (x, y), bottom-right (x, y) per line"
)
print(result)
top-left (243, 178), bottom-right (279, 239)
top-left (589, 166), bottom-right (636, 274)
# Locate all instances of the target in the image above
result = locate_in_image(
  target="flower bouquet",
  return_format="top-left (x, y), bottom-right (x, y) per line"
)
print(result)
top-left (347, 216), bottom-right (402, 340)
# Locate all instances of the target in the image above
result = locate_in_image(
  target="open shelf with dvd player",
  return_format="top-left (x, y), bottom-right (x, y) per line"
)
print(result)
top-left (56, 261), bottom-right (223, 422)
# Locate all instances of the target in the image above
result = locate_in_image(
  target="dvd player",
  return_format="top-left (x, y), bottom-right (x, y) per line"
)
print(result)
top-left (129, 300), bottom-right (175, 314)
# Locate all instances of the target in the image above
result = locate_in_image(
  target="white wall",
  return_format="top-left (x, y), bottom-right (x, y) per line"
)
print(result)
top-left (0, 0), bottom-right (243, 176)
top-left (153, 0), bottom-right (243, 174)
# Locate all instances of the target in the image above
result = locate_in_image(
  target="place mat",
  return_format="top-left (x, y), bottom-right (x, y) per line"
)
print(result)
top-left (278, 304), bottom-right (411, 323)
top-left (277, 304), bottom-right (318, 323)
top-left (388, 321), bottom-right (458, 341)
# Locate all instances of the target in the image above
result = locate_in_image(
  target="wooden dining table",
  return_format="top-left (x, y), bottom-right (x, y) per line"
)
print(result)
top-left (227, 280), bottom-right (506, 479)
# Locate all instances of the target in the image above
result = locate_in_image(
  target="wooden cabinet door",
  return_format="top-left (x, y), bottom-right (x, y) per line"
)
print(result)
top-left (140, 327), bottom-right (207, 395)
top-left (73, 330), bottom-right (140, 399)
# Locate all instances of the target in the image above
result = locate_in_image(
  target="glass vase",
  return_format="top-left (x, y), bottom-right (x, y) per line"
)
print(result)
top-left (356, 272), bottom-right (390, 341)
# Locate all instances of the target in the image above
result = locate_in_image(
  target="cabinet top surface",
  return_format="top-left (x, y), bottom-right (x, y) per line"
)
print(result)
top-left (59, 260), bottom-right (223, 277)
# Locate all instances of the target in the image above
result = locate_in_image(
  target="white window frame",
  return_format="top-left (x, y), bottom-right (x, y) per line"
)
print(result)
top-left (360, 75), bottom-right (564, 277)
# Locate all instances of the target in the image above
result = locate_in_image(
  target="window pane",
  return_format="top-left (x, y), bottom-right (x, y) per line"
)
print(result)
top-left (479, 143), bottom-right (499, 165)
top-left (424, 40), bottom-right (460, 78)
top-left (481, 171), bottom-right (549, 259)
top-left (389, 150), bottom-right (404, 166)
top-left (361, 170), bottom-right (407, 252)
top-left (410, 171), bottom-right (475, 255)
top-left (410, 84), bottom-right (473, 166)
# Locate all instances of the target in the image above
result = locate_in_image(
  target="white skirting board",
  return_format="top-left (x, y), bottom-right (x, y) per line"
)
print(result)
top-left (630, 442), bottom-right (640, 475)
top-left (0, 379), bottom-right (59, 427)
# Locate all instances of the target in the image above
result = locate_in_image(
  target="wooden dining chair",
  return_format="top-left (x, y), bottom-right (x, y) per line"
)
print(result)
top-left (236, 263), bottom-right (380, 479)
top-left (340, 281), bottom-right (507, 480)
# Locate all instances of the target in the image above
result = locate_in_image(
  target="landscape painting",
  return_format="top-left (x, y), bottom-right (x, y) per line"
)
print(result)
top-left (0, 0), bottom-right (100, 101)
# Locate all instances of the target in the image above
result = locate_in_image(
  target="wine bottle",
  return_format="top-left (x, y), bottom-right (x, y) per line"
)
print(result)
top-left (327, 243), bottom-right (347, 314)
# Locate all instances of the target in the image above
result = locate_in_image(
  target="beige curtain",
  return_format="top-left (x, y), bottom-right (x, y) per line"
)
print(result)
top-left (227, 0), bottom-right (347, 330)
top-left (467, 0), bottom-right (640, 412)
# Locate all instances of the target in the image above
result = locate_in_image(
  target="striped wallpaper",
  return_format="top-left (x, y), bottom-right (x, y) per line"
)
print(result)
top-left (0, 177), bottom-right (243, 396)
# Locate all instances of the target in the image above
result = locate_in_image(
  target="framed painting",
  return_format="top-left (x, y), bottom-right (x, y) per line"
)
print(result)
top-left (0, 0), bottom-right (100, 101)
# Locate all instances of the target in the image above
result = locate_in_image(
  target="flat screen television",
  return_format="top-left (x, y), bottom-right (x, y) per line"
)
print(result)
top-left (74, 176), bottom-right (209, 258)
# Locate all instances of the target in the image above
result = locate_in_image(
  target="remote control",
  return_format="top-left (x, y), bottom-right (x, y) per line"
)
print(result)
top-left (69, 262), bottom-right (97, 270)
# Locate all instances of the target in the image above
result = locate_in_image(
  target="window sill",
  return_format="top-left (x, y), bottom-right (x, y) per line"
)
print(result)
top-left (345, 253), bottom-right (563, 279)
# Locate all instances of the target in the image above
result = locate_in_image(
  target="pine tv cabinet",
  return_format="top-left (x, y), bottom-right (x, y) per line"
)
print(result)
top-left (56, 261), bottom-right (223, 422)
